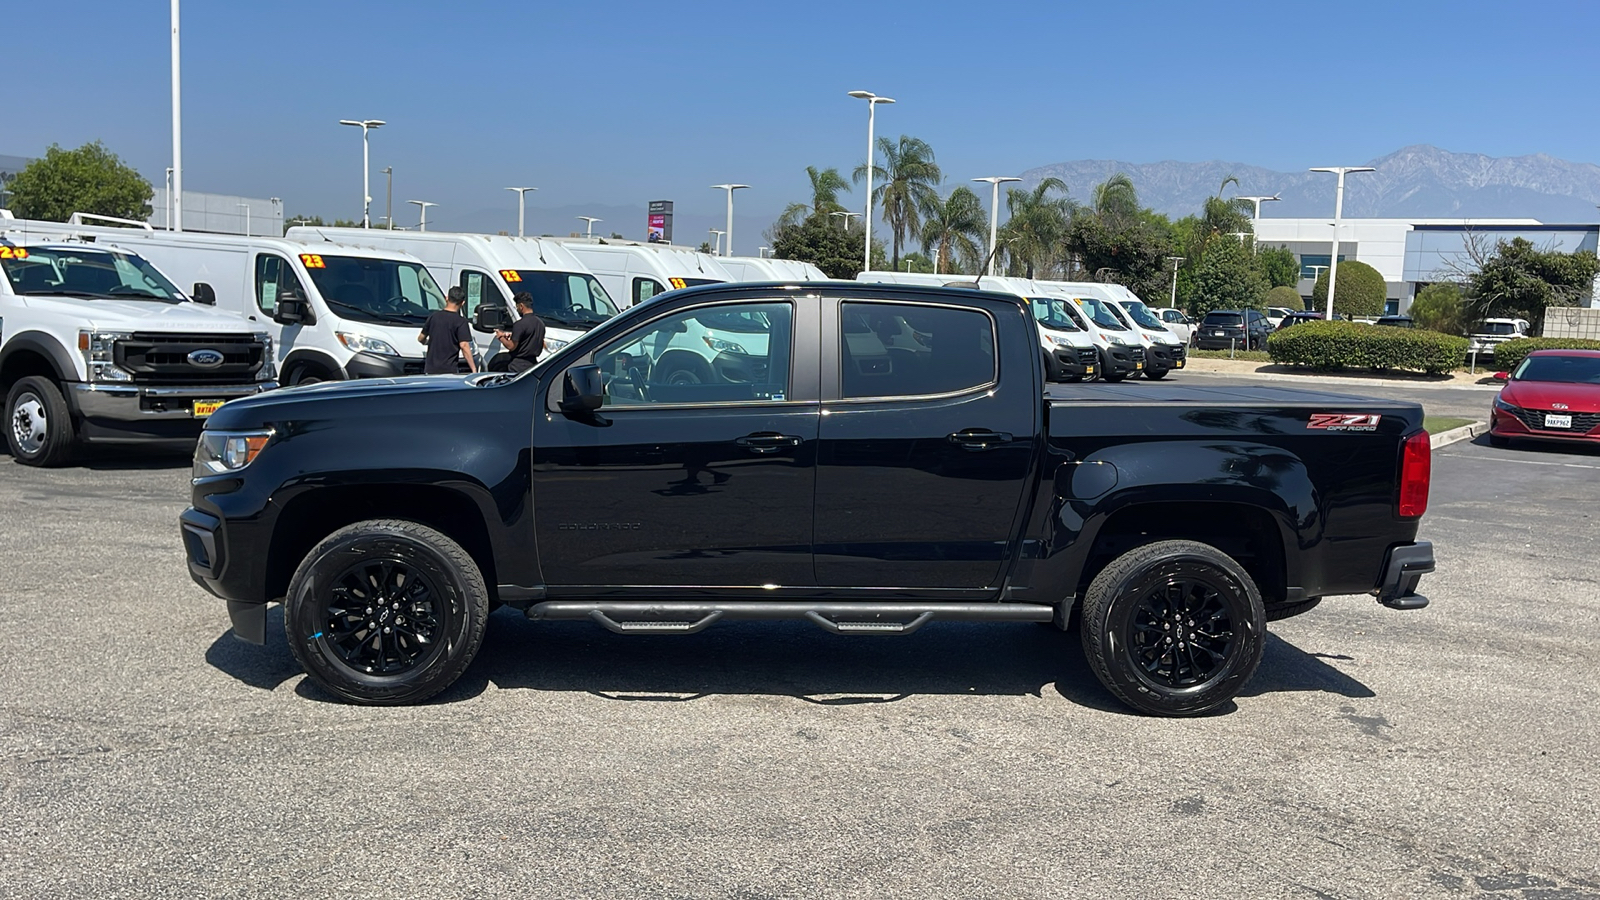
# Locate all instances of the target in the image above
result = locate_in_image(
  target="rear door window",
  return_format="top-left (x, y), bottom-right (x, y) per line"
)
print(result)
top-left (838, 302), bottom-right (995, 399)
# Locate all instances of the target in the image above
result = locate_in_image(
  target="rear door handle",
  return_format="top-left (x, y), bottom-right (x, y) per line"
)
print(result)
top-left (947, 429), bottom-right (1013, 451)
top-left (736, 432), bottom-right (802, 455)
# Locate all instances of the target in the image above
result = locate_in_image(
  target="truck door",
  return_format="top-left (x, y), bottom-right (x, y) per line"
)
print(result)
top-left (814, 297), bottom-right (1036, 590)
top-left (532, 297), bottom-right (821, 590)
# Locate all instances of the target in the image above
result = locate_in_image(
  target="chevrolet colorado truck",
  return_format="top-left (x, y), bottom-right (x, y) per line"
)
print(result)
top-left (181, 282), bottom-right (1435, 716)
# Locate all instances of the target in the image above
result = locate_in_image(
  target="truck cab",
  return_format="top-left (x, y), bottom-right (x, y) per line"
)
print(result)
top-left (0, 231), bottom-right (275, 465)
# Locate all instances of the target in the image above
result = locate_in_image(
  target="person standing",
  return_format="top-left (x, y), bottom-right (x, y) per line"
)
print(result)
top-left (419, 287), bottom-right (477, 375)
top-left (495, 292), bottom-right (547, 374)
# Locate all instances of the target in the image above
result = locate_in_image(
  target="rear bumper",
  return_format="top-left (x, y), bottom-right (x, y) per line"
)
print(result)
top-left (1195, 331), bottom-right (1252, 350)
top-left (1375, 541), bottom-right (1434, 610)
top-left (67, 381), bottom-right (277, 442)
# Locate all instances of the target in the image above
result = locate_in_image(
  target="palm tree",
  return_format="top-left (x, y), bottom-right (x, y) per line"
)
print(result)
top-left (853, 135), bottom-right (942, 268)
top-left (998, 177), bottom-right (1071, 279)
top-left (1092, 173), bottom-right (1139, 227)
top-left (920, 187), bottom-right (986, 275)
top-left (777, 165), bottom-right (853, 229)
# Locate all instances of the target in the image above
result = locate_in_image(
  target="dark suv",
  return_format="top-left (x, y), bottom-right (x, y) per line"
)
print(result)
top-left (1195, 309), bottom-right (1271, 350)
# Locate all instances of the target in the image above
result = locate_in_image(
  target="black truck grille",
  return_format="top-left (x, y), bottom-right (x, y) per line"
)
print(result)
top-left (1076, 348), bottom-right (1098, 367)
top-left (116, 333), bottom-right (266, 385)
top-left (1510, 407), bottom-right (1600, 434)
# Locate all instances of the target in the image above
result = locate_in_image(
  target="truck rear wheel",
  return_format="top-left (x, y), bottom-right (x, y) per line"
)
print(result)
top-left (285, 519), bottom-right (489, 705)
top-left (1080, 539), bottom-right (1265, 717)
top-left (6, 376), bottom-right (76, 467)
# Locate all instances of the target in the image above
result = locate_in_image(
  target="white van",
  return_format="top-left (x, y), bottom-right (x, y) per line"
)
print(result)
top-left (286, 227), bottom-right (619, 362)
top-left (552, 239), bottom-right (733, 308)
top-left (855, 271), bottom-right (1102, 382)
top-left (8, 217), bottom-right (456, 385)
top-left (718, 256), bottom-right (829, 283)
top-left (1037, 281), bottom-right (1186, 379)
top-left (1030, 282), bottom-right (1150, 382)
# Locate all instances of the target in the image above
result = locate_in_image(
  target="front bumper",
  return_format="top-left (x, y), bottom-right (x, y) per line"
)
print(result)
top-left (344, 351), bottom-right (426, 379)
top-left (67, 381), bottom-right (277, 442)
top-left (1101, 345), bottom-right (1145, 377)
top-left (1145, 343), bottom-right (1187, 371)
top-left (1043, 346), bottom-right (1098, 381)
top-left (1375, 541), bottom-right (1434, 610)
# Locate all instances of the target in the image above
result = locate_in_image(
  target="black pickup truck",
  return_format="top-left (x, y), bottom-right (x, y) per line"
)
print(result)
top-left (181, 282), bottom-right (1435, 716)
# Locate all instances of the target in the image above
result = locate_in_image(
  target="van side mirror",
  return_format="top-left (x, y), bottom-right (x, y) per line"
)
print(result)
top-left (561, 365), bottom-right (605, 412)
top-left (272, 288), bottom-right (315, 326)
top-left (474, 303), bottom-right (512, 332)
top-left (191, 282), bottom-right (216, 305)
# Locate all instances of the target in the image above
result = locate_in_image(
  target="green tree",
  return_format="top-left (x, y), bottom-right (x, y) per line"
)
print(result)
top-left (8, 141), bottom-right (151, 222)
top-left (1091, 173), bottom-right (1140, 229)
top-left (1190, 233), bottom-right (1268, 314)
top-left (1264, 285), bottom-right (1305, 311)
top-left (920, 186), bottom-right (987, 275)
top-left (853, 135), bottom-right (941, 268)
top-left (1409, 283), bottom-right (1467, 335)
top-left (778, 165), bottom-right (853, 229)
top-left (899, 252), bottom-right (935, 274)
top-left (1465, 237), bottom-right (1600, 327)
top-left (1258, 245), bottom-right (1300, 288)
top-left (998, 177), bottom-right (1071, 279)
top-left (772, 212), bottom-right (885, 279)
top-left (1311, 261), bottom-right (1387, 318)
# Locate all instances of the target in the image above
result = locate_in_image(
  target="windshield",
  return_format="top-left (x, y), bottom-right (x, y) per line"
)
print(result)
top-left (1029, 298), bottom-right (1082, 331)
top-left (513, 271), bottom-right (619, 327)
top-left (1478, 322), bottom-right (1520, 336)
top-left (303, 255), bottom-right (445, 325)
top-left (1, 245), bottom-right (185, 302)
top-left (1074, 296), bottom-right (1128, 330)
top-left (1513, 355), bottom-right (1600, 384)
top-left (1119, 300), bottom-right (1168, 331)
top-left (1203, 313), bottom-right (1243, 326)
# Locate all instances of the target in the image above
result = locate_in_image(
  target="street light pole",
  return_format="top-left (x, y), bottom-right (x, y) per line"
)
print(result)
top-left (710, 184), bottom-right (749, 256)
top-left (709, 229), bottom-right (725, 255)
top-left (1234, 195), bottom-right (1281, 219)
top-left (1166, 256), bottom-right (1185, 308)
top-left (338, 118), bottom-right (386, 228)
top-left (382, 167), bottom-right (393, 229)
top-left (407, 200), bottom-right (436, 232)
top-left (829, 210), bottom-right (860, 231)
top-left (972, 176), bottom-right (1021, 275)
top-left (164, 168), bottom-right (174, 230)
top-left (170, 0), bottom-right (182, 231)
top-left (848, 90), bottom-right (895, 271)
top-left (758, 246), bottom-right (769, 259)
top-left (504, 187), bottom-right (537, 237)
top-left (1309, 166), bottom-right (1374, 320)
top-left (577, 216), bottom-right (602, 238)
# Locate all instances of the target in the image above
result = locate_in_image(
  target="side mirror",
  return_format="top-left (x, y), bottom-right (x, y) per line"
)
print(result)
top-left (1493, 371), bottom-right (1510, 382)
top-left (561, 364), bottom-right (605, 413)
top-left (191, 282), bottom-right (216, 305)
top-left (272, 289), bottom-right (315, 326)
top-left (474, 303), bottom-right (512, 332)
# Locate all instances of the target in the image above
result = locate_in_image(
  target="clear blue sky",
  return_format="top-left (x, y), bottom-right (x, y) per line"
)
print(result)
top-left (8, 0), bottom-right (1599, 252)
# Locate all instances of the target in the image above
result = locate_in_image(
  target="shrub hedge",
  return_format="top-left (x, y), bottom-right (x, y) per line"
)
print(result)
top-left (1267, 320), bottom-right (1469, 375)
top-left (1489, 337), bottom-right (1600, 371)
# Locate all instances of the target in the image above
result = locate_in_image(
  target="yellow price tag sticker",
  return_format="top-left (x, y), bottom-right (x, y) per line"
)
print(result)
top-left (300, 254), bottom-right (326, 269)
top-left (500, 270), bottom-right (522, 282)
top-left (669, 277), bottom-right (688, 289)
top-left (0, 246), bottom-right (28, 259)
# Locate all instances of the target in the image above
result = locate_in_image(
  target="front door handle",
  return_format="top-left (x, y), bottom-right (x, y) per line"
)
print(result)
top-left (947, 429), bottom-right (1013, 451)
top-left (736, 432), bottom-right (802, 455)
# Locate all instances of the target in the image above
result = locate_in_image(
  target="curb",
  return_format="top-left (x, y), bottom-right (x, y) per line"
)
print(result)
top-left (1431, 421), bottom-right (1488, 449)
top-left (1182, 367), bottom-right (1502, 392)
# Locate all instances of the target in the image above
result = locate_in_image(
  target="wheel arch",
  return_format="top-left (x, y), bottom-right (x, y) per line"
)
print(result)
top-left (281, 349), bottom-right (346, 383)
top-left (0, 332), bottom-right (78, 392)
top-left (1073, 500), bottom-right (1289, 606)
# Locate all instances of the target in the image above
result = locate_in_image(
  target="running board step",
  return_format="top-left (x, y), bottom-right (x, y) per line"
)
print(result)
top-left (526, 601), bottom-right (1052, 635)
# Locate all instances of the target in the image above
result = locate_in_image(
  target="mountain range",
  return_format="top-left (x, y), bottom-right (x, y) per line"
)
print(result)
top-left (1020, 145), bottom-right (1600, 223)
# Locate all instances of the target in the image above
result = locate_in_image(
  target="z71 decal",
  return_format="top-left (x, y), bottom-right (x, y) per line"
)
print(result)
top-left (1307, 413), bottom-right (1382, 432)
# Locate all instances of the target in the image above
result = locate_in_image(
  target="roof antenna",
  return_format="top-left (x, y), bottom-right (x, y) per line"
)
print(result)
top-left (530, 237), bottom-right (546, 264)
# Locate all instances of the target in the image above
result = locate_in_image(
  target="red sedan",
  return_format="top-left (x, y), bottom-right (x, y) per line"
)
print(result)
top-left (1490, 349), bottom-right (1600, 447)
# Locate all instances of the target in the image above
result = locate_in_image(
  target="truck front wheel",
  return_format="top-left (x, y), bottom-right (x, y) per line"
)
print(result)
top-left (6, 376), bottom-right (77, 467)
top-left (285, 519), bottom-right (489, 705)
top-left (1080, 540), bottom-right (1265, 717)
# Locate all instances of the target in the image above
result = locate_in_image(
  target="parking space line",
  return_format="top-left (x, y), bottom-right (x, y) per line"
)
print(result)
top-left (1453, 455), bottom-right (1600, 470)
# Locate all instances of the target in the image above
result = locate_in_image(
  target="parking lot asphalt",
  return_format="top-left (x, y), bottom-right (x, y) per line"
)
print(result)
top-left (2, 405), bottom-right (1598, 898)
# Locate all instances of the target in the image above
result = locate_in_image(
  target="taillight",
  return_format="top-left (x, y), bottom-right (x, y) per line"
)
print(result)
top-left (1398, 431), bottom-right (1431, 518)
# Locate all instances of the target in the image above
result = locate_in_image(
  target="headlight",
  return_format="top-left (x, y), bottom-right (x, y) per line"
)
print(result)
top-left (1493, 396), bottom-right (1517, 412)
top-left (78, 330), bottom-right (134, 382)
top-left (1049, 335), bottom-right (1076, 348)
top-left (336, 332), bottom-right (399, 356)
top-left (544, 337), bottom-right (569, 353)
top-left (703, 336), bottom-right (747, 354)
top-left (193, 429), bottom-right (274, 477)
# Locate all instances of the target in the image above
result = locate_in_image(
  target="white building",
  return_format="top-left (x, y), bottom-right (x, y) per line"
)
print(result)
top-left (1250, 217), bottom-right (1600, 313)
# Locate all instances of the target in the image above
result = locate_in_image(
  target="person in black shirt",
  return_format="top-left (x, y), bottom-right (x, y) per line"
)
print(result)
top-left (495, 292), bottom-right (547, 374)
top-left (418, 287), bottom-right (477, 375)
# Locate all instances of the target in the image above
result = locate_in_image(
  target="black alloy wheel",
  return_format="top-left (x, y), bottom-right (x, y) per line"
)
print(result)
top-left (286, 519), bottom-right (489, 705)
top-left (1081, 540), bottom-right (1265, 716)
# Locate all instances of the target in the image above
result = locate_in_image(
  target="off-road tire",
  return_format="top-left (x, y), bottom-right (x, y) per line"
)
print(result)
top-left (1264, 597), bottom-right (1322, 622)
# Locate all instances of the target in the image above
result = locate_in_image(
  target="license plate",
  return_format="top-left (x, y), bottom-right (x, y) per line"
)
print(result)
top-left (1175, 359), bottom-right (1184, 368)
top-left (1135, 362), bottom-right (1144, 369)
top-left (1085, 367), bottom-right (1095, 374)
top-left (1213, 330), bottom-right (1226, 336)
top-left (192, 399), bottom-right (225, 418)
top-left (1544, 414), bottom-right (1572, 429)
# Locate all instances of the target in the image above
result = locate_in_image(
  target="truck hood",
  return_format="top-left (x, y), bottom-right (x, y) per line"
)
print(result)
top-left (206, 374), bottom-right (492, 430)
top-left (1500, 380), bottom-right (1600, 413)
top-left (19, 296), bottom-right (257, 332)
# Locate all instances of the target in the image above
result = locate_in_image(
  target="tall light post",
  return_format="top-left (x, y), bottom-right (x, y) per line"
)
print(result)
top-left (407, 200), bottom-right (436, 232)
top-left (1235, 194), bottom-right (1281, 219)
top-left (972, 176), bottom-right (1021, 275)
top-left (504, 186), bottom-right (537, 237)
top-left (1309, 166), bottom-right (1374, 320)
top-left (709, 229), bottom-right (725, 255)
top-left (170, 0), bottom-right (182, 231)
top-left (758, 246), bottom-right (769, 258)
top-left (577, 216), bottom-right (602, 238)
top-left (829, 210), bottom-right (860, 231)
top-left (1166, 256), bottom-right (1185, 308)
top-left (847, 90), bottom-right (895, 271)
top-left (338, 118), bottom-right (386, 228)
top-left (381, 167), bottom-right (393, 229)
top-left (236, 202), bottom-right (250, 237)
top-left (710, 184), bottom-right (749, 257)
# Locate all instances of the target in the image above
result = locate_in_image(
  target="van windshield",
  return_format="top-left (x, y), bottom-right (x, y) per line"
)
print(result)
top-left (303, 255), bottom-right (445, 325)
top-left (1028, 298), bottom-right (1081, 331)
top-left (1119, 301), bottom-right (1168, 331)
top-left (511, 271), bottom-right (619, 327)
top-left (1074, 296), bottom-right (1128, 330)
top-left (1, 245), bottom-right (185, 302)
